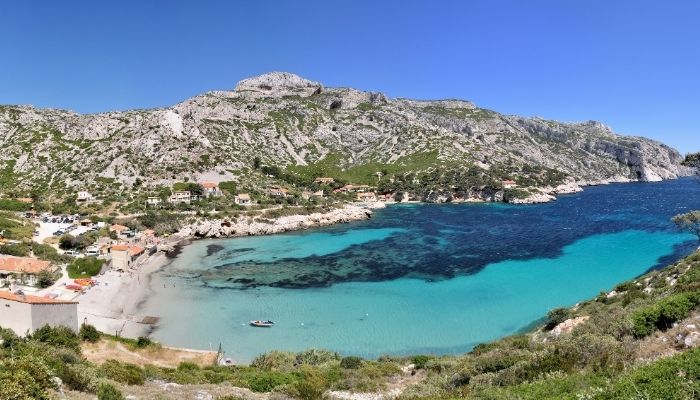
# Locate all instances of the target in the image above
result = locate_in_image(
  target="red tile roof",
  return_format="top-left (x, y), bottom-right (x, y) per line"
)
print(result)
top-left (202, 182), bottom-right (219, 189)
top-left (109, 224), bottom-right (129, 232)
top-left (0, 257), bottom-right (54, 274)
top-left (0, 291), bottom-right (77, 305)
top-left (111, 244), bottom-right (145, 256)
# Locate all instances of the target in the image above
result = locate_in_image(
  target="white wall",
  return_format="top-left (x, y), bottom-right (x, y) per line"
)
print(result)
top-left (0, 299), bottom-right (34, 336)
top-left (31, 303), bottom-right (79, 332)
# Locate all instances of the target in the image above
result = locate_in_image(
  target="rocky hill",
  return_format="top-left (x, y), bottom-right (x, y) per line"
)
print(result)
top-left (0, 72), bottom-right (690, 198)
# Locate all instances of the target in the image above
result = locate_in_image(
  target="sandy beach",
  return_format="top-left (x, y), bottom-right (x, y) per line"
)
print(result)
top-left (77, 250), bottom-right (172, 338)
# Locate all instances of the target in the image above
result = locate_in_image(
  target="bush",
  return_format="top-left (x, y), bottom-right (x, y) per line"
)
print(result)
top-left (244, 370), bottom-right (298, 392)
top-left (340, 356), bottom-right (363, 369)
top-left (411, 355), bottom-right (434, 369)
top-left (67, 257), bottom-right (105, 278)
top-left (59, 363), bottom-right (99, 392)
top-left (136, 336), bottom-right (153, 348)
top-left (251, 351), bottom-right (296, 371)
top-left (36, 269), bottom-right (58, 288)
top-left (79, 324), bottom-right (101, 343)
top-left (285, 366), bottom-right (330, 400)
top-left (31, 325), bottom-right (81, 352)
top-left (294, 349), bottom-right (340, 366)
top-left (99, 360), bottom-right (145, 385)
top-left (97, 383), bottom-right (124, 400)
top-left (632, 292), bottom-right (700, 337)
top-left (0, 242), bottom-right (30, 256)
top-left (544, 307), bottom-right (570, 330)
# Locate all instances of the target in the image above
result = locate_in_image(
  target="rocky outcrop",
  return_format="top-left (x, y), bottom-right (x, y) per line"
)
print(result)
top-left (234, 71), bottom-right (323, 97)
top-left (176, 205), bottom-right (373, 239)
top-left (551, 316), bottom-right (590, 337)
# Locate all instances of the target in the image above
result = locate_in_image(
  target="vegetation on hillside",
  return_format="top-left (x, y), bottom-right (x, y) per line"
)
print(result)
top-left (681, 152), bottom-right (700, 168)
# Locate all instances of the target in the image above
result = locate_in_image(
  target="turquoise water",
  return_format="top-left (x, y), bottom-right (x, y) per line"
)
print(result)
top-left (142, 179), bottom-right (700, 362)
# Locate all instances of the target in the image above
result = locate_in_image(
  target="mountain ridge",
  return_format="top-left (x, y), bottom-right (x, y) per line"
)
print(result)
top-left (0, 72), bottom-right (691, 199)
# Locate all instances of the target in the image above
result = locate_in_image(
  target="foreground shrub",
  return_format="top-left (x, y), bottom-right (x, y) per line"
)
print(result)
top-left (31, 325), bottom-right (81, 352)
top-left (597, 346), bottom-right (700, 399)
top-left (284, 366), bottom-right (330, 400)
top-left (251, 351), bottom-right (296, 371)
top-left (295, 349), bottom-right (340, 366)
top-left (97, 383), bottom-right (124, 400)
top-left (632, 291), bottom-right (700, 337)
top-left (544, 307), bottom-right (570, 330)
top-left (411, 355), bottom-right (434, 369)
top-left (58, 363), bottom-right (99, 392)
top-left (99, 360), bottom-right (145, 385)
top-left (340, 356), bottom-right (363, 369)
top-left (79, 324), bottom-right (101, 343)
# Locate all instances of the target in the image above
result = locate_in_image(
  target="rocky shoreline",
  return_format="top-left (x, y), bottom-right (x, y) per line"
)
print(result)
top-left (170, 203), bottom-right (380, 241)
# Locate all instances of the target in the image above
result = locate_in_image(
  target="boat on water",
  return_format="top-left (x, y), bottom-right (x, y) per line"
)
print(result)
top-left (250, 320), bottom-right (275, 327)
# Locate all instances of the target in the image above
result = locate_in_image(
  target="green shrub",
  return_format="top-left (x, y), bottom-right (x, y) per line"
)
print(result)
top-left (411, 355), bottom-right (434, 369)
top-left (599, 347), bottom-right (700, 399)
top-left (177, 361), bottom-right (200, 371)
top-left (295, 349), bottom-right (340, 366)
top-left (544, 307), bottom-right (570, 330)
top-left (285, 366), bottom-right (330, 400)
top-left (0, 242), bottom-right (30, 256)
top-left (99, 360), bottom-right (145, 385)
top-left (0, 199), bottom-right (31, 211)
top-left (340, 356), bottom-right (363, 369)
top-left (244, 370), bottom-right (297, 392)
top-left (79, 324), bottom-right (101, 343)
top-left (97, 383), bottom-right (124, 400)
top-left (36, 269), bottom-right (58, 288)
top-left (58, 363), bottom-right (99, 392)
top-left (67, 257), bottom-right (105, 278)
top-left (136, 336), bottom-right (153, 348)
top-left (31, 325), bottom-right (81, 352)
top-left (631, 292), bottom-right (700, 337)
top-left (251, 351), bottom-right (296, 371)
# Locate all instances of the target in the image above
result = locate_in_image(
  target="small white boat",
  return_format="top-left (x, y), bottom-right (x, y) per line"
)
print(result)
top-left (250, 320), bottom-right (274, 327)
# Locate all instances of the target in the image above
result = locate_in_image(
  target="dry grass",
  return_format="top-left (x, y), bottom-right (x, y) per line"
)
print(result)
top-left (81, 338), bottom-right (217, 368)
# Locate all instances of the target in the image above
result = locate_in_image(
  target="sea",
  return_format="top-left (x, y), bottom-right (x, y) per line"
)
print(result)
top-left (141, 177), bottom-right (700, 362)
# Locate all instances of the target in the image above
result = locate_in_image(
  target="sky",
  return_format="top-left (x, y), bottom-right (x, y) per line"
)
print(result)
top-left (0, 1), bottom-right (698, 153)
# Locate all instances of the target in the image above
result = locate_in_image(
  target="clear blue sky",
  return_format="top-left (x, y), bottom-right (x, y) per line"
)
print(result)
top-left (1, 1), bottom-right (698, 153)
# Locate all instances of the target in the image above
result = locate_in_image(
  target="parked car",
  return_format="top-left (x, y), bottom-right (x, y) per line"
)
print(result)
top-left (63, 250), bottom-right (81, 257)
top-left (52, 230), bottom-right (65, 236)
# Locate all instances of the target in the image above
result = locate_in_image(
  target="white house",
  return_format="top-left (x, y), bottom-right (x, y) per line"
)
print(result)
top-left (169, 191), bottom-right (199, 204)
top-left (234, 193), bottom-right (252, 205)
top-left (502, 180), bottom-right (518, 189)
top-left (76, 191), bottom-right (95, 204)
top-left (146, 196), bottom-right (162, 206)
top-left (0, 291), bottom-right (78, 336)
top-left (267, 187), bottom-right (289, 197)
top-left (201, 182), bottom-right (223, 197)
top-left (0, 256), bottom-right (58, 287)
top-left (110, 244), bottom-right (145, 270)
top-left (356, 192), bottom-right (377, 202)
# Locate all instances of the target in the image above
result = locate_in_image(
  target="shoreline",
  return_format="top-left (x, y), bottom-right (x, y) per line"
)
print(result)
top-left (78, 177), bottom-right (691, 345)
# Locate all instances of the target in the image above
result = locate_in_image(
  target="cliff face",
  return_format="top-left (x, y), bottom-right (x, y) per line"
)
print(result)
top-left (0, 72), bottom-right (690, 196)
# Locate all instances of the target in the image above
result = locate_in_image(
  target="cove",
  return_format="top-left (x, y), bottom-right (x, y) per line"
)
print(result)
top-left (142, 178), bottom-right (700, 362)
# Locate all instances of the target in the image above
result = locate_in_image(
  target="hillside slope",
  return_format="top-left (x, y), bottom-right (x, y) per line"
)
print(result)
top-left (0, 72), bottom-right (689, 198)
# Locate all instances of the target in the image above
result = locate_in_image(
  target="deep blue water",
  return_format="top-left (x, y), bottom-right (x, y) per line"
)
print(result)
top-left (142, 178), bottom-right (700, 361)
